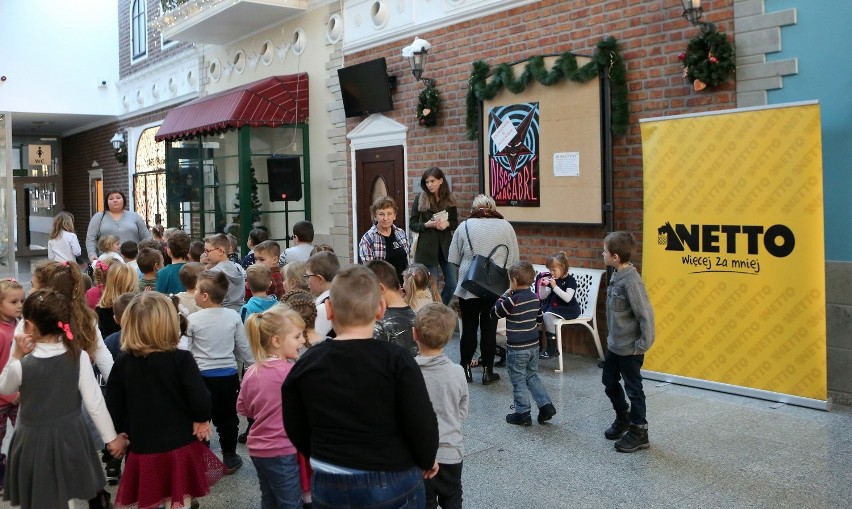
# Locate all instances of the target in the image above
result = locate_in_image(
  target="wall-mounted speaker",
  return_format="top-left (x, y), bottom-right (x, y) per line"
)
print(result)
top-left (267, 156), bottom-right (302, 202)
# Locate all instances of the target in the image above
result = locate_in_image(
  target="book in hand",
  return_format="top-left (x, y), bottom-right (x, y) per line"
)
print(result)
top-left (432, 210), bottom-right (448, 222)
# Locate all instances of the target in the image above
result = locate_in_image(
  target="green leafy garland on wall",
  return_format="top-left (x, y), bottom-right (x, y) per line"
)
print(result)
top-left (680, 31), bottom-right (736, 91)
top-left (417, 86), bottom-right (441, 127)
top-left (466, 37), bottom-right (628, 140)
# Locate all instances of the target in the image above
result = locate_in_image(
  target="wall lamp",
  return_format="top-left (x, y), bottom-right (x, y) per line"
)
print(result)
top-left (402, 37), bottom-right (436, 87)
top-left (681, 0), bottom-right (716, 33)
top-left (110, 132), bottom-right (128, 164)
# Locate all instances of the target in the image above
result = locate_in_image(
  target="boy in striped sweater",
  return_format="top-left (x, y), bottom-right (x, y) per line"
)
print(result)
top-left (491, 261), bottom-right (557, 426)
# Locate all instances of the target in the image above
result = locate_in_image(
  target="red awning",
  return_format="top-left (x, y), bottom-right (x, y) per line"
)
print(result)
top-left (155, 74), bottom-right (309, 142)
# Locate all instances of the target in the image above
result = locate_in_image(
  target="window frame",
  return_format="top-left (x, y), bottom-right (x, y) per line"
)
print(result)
top-left (130, 0), bottom-right (148, 63)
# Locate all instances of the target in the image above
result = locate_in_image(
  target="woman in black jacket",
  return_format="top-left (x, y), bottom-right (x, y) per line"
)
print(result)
top-left (409, 167), bottom-right (458, 304)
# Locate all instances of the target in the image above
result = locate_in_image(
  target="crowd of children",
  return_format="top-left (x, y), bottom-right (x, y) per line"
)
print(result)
top-left (0, 215), bottom-right (655, 508)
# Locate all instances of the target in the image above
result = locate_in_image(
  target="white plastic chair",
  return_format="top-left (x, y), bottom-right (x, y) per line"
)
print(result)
top-left (552, 268), bottom-right (606, 373)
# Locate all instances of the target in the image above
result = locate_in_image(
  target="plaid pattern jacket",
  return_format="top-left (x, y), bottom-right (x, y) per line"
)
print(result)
top-left (358, 224), bottom-right (410, 263)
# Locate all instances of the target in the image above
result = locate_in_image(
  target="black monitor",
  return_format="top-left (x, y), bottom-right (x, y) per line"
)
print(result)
top-left (338, 57), bottom-right (394, 118)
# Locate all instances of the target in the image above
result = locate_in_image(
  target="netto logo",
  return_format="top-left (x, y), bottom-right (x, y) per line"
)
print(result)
top-left (657, 222), bottom-right (795, 258)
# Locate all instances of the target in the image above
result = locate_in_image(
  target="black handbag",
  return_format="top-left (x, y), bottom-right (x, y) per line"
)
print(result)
top-left (460, 222), bottom-right (510, 301)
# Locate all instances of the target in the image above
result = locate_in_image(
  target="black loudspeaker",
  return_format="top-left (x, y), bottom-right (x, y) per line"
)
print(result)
top-left (267, 157), bottom-right (302, 202)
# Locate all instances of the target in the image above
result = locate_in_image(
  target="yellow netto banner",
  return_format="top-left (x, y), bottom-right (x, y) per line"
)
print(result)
top-left (640, 102), bottom-right (826, 403)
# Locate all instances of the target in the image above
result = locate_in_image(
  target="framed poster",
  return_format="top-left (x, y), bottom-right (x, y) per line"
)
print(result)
top-left (479, 55), bottom-right (605, 224)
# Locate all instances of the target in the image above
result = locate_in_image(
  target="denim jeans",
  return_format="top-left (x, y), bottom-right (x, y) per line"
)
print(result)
top-left (507, 346), bottom-right (552, 414)
top-left (312, 467), bottom-right (425, 509)
top-left (251, 454), bottom-right (303, 509)
top-left (427, 249), bottom-right (457, 305)
top-left (601, 350), bottom-right (647, 425)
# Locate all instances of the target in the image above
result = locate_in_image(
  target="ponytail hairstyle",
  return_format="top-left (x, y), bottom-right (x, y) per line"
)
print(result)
top-left (402, 263), bottom-right (439, 308)
top-left (545, 251), bottom-right (570, 277)
top-left (99, 263), bottom-right (138, 308)
top-left (23, 288), bottom-right (79, 359)
top-left (92, 258), bottom-right (113, 286)
top-left (50, 211), bottom-right (75, 240)
top-left (244, 304), bottom-right (304, 365)
top-left (280, 289), bottom-right (317, 347)
top-left (32, 261), bottom-right (98, 357)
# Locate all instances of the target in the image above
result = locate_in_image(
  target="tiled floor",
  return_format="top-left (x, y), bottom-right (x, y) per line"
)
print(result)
top-left (1, 258), bottom-right (849, 508)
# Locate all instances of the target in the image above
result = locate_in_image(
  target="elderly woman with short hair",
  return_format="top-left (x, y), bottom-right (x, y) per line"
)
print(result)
top-left (448, 194), bottom-right (519, 385)
top-left (359, 196), bottom-right (410, 286)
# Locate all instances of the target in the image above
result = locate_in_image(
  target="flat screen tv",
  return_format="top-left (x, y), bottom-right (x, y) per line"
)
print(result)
top-left (338, 58), bottom-right (394, 118)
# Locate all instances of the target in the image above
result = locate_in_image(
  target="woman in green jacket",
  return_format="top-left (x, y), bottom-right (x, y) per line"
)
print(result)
top-left (409, 167), bottom-right (458, 304)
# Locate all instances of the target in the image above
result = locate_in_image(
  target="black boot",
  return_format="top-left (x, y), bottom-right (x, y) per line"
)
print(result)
top-left (462, 364), bottom-right (473, 383)
top-left (604, 410), bottom-right (630, 440)
top-left (540, 333), bottom-right (559, 359)
top-left (482, 366), bottom-right (501, 385)
top-left (494, 345), bottom-right (506, 367)
top-left (614, 424), bottom-right (650, 452)
top-left (88, 489), bottom-right (112, 509)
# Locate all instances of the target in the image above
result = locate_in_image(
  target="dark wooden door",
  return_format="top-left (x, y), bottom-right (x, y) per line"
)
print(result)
top-left (355, 146), bottom-right (405, 237)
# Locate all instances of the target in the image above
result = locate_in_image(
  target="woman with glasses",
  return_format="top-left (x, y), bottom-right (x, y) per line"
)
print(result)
top-left (358, 196), bottom-right (409, 287)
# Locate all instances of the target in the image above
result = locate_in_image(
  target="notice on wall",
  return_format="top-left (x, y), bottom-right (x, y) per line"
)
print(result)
top-left (490, 118), bottom-right (518, 153)
top-left (553, 152), bottom-right (579, 176)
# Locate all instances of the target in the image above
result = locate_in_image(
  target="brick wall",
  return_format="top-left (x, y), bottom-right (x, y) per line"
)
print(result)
top-left (118, 0), bottom-right (194, 80)
top-left (61, 104), bottom-right (184, 255)
top-left (345, 0), bottom-right (736, 356)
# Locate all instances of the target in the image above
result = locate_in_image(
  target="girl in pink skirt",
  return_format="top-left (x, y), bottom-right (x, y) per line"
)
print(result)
top-left (106, 292), bottom-right (226, 509)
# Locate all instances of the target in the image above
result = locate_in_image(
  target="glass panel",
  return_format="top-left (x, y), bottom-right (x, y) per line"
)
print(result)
top-left (371, 176), bottom-right (388, 203)
top-left (165, 132), bottom-right (237, 240)
top-left (133, 127), bottom-right (167, 227)
top-left (26, 181), bottom-right (59, 250)
top-left (249, 126), bottom-right (306, 245)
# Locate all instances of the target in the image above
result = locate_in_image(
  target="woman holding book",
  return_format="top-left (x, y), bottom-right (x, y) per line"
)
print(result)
top-left (409, 167), bottom-right (458, 304)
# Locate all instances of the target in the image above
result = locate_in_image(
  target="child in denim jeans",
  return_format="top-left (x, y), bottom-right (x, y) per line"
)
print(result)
top-left (601, 231), bottom-right (655, 453)
top-left (491, 261), bottom-right (557, 426)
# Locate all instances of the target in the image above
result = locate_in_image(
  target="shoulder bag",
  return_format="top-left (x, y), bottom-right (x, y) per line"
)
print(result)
top-left (460, 222), bottom-right (509, 301)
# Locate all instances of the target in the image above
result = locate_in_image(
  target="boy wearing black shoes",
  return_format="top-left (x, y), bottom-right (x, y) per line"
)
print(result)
top-left (491, 261), bottom-right (556, 426)
top-left (601, 231), bottom-right (655, 453)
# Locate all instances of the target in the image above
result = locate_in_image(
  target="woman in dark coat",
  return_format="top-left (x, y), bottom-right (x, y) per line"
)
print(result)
top-left (409, 167), bottom-right (458, 304)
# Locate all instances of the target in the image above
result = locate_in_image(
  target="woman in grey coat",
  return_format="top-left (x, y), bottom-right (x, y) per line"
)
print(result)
top-left (85, 190), bottom-right (151, 262)
top-left (448, 194), bottom-right (519, 385)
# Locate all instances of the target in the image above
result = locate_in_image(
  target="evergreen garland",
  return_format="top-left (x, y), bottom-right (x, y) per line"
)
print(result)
top-left (680, 31), bottom-right (736, 90)
top-left (417, 86), bottom-right (441, 127)
top-left (466, 37), bottom-right (628, 140)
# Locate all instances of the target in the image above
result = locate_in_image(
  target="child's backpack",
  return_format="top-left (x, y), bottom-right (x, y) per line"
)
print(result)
top-left (534, 270), bottom-right (552, 301)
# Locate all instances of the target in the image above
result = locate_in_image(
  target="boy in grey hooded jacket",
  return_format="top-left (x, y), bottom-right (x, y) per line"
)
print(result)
top-left (414, 303), bottom-right (469, 509)
top-left (601, 231), bottom-right (655, 453)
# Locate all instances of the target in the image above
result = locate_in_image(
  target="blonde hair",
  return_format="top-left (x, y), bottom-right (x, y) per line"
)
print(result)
top-left (99, 263), bottom-right (138, 308)
top-left (546, 251), bottom-right (570, 275)
top-left (283, 262), bottom-right (309, 292)
top-left (328, 265), bottom-right (381, 328)
top-left (50, 212), bottom-right (75, 240)
top-left (121, 292), bottom-right (180, 356)
top-left (471, 194), bottom-right (496, 211)
top-left (246, 264), bottom-right (272, 293)
top-left (0, 279), bottom-right (24, 320)
top-left (403, 264), bottom-right (438, 308)
top-left (244, 304), bottom-right (304, 365)
top-left (414, 303), bottom-right (457, 350)
top-left (97, 234), bottom-right (120, 254)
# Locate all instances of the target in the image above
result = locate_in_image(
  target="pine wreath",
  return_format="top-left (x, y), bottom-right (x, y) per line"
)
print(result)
top-left (681, 31), bottom-right (736, 91)
top-left (417, 85), bottom-right (441, 127)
